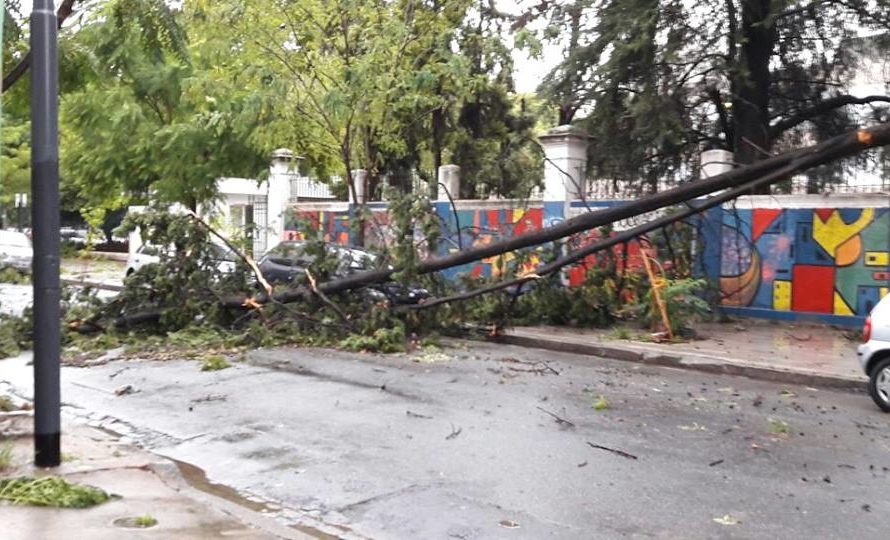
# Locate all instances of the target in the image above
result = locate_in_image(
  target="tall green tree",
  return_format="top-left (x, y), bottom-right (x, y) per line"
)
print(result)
top-left (531, 0), bottom-right (890, 193)
top-left (59, 0), bottom-right (272, 227)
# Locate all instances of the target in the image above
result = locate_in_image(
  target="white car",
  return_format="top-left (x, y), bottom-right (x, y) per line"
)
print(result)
top-left (858, 294), bottom-right (890, 411)
top-left (126, 243), bottom-right (238, 277)
top-left (0, 230), bottom-right (33, 273)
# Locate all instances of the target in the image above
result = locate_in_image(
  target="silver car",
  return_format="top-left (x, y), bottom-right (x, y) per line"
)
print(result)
top-left (0, 230), bottom-right (33, 273)
top-left (857, 294), bottom-right (890, 411)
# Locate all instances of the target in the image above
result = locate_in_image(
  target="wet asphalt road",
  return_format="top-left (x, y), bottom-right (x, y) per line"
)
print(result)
top-left (3, 340), bottom-right (890, 539)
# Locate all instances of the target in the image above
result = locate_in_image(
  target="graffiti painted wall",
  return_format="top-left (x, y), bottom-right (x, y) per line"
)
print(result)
top-left (720, 195), bottom-right (890, 318)
top-left (281, 203), bottom-right (394, 248)
top-left (435, 205), bottom-right (544, 281)
top-left (283, 200), bottom-right (651, 286)
top-left (283, 194), bottom-right (889, 323)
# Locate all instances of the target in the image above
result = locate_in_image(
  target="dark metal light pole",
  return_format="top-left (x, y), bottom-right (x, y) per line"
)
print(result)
top-left (31, 0), bottom-right (61, 468)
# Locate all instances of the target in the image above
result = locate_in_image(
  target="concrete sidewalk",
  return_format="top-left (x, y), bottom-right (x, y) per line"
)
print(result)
top-left (499, 319), bottom-right (867, 389)
top-left (0, 409), bottom-right (309, 539)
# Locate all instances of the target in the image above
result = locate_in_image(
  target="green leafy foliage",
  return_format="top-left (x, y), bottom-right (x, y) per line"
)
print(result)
top-left (648, 278), bottom-right (711, 334)
top-left (0, 309), bottom-right (32, 359)
top-left (59, 0), bottom-right (270, 223)
top-left (592, 395), bottom-right (610, 411)
top-left (0, 443), bottom-right (13, 472)
top-left (534, 0), bottom-right (890, 192)
top-left (339, 324), bottom-right (407, 354)
top-left (0, 267), bottom-right (29, 284)
top-left (134, 515), bottom-right (158, 528)
top-left (200, 355), bottom-right (231, 372)
top-left (0, 477), bottom-right (112, 508)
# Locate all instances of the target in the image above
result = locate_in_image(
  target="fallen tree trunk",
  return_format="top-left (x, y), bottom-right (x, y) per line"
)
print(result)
top-left (243, 123), bottom-right (890, 306)
top-left (401, 147), bottom-right (818, 311)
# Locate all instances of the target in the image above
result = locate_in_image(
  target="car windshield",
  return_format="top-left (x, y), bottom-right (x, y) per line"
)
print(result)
top-left (263, 243), bottom-right (381, 274)
top-left (263, 242), bottom-right (309, 267)
top-left (209, 244), bottom-right (237, 262)
top-left (334, 247), bottom-right (378, 272)
top-left (0, 231), bottom-right (31, 248)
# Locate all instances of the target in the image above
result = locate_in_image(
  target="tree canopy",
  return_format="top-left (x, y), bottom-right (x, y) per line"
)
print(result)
top-left (2, 0), bottom-right (890, 225)
top-left (530, 0), bottom-right (890, 192)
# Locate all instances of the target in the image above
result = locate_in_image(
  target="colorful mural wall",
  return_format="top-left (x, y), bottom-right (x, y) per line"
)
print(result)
top-left (435, 206), bottom-right (544, 281)
top-left (284, 195), bottom-right (890, 323)
top-left (283, 202), bottom-right (650, 285)
top-left (282, 207), bottom-right (394, 248)
top-left (720, 204), bottom-right (890, 317)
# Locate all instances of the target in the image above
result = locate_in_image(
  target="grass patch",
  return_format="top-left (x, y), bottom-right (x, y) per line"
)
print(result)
top-left (0, 477), bottom-right (112, 508)
top-left (200, 355), bottom-right (231, 372)
top-left (0, 443), bottom-right (14, 472)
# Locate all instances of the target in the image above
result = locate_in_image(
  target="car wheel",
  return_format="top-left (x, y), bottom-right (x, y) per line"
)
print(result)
top-left (868, 357), bottom-right (890, 412)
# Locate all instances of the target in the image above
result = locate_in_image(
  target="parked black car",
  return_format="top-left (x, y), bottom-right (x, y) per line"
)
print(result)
top-left (258, 241), bottom-right (430, 306)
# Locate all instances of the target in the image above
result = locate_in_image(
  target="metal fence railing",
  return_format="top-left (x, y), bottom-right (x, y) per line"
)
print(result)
top-left (290, 176), bottom-right (338, 201)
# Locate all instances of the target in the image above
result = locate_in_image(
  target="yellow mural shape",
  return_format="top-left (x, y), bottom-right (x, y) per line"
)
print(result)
top-left (882, 287), bottom-right (889, 299)
top-left (773, 280), bottom-right (791, 311)
top-left (813, 208), bottom-right (874, 259)
top-left (834, 291), bottom-right (854, 316)
top-left (721, 251), bottom-right (761, 306)
top-left (865, 251), bottom-right (890, 267)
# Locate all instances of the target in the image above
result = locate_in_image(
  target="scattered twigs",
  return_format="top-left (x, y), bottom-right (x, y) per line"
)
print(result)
top-left (536, 406), bottom-right (575, 428)
top-left (186, 209), bottom-right (273, 297)
top-left (586, 441), bottom-right (638, 460)
top-left (499, 357), bottom-right (560, 375)
top-left (305, 270), bottom-right (354, 331)
top-left (446, 424), bottom-right (463, 440)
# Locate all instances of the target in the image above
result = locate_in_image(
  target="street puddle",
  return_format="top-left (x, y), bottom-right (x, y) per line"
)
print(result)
top-left (172, 459), bottom-right (341, 540)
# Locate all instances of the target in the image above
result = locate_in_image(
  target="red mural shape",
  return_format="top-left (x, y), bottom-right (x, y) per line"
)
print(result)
top-left (791, 265), bottom-right (835, 313)
top-left (814, 208), bottom-right (834, 223)
top-left (752, 209), bottom-right (781, 241)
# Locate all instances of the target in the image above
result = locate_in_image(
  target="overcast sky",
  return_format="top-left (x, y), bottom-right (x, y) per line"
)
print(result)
top-left (496, 0), bottom-right (563, 94)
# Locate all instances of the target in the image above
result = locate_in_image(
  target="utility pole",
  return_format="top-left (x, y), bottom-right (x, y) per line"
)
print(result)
top-left (31, 0), bottom-right (61, 468)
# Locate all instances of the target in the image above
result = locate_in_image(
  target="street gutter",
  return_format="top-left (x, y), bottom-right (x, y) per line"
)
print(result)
top-left (484, 332), bottom-right (867, 392)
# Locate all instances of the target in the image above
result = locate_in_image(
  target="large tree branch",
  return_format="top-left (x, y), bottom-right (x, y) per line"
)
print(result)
top-left (403, 151), bottom-right (827, 311)
top-left (770, 95), bottom-right (890, 137)
top-left (217, 122), bottom-right (890, 310)
top-left (2, 0), bottom-right (78, 93)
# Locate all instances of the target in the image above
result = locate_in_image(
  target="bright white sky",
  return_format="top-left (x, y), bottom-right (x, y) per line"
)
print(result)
top-left (496, 0), bottom-right (563, 94)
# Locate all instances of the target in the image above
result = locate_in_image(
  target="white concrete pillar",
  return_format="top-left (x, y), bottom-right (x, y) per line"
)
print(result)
top-left (437, 164), bottom-right (461, 201)
top-left (349, 169), bottom-right (368, 204)
top-left (267, 148), bottom-right (299, 248)
top-left (540, 126), bottom-right (589, 201)
top-left (700, 149), bottom-right (734, 179)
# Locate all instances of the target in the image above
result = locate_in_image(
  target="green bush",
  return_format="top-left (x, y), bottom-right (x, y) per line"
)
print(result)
top-left (0, 477), bottom-right (112, 508)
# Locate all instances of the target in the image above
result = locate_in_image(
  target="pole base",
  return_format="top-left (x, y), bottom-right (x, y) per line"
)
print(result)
top-left (34, 432), bottom-right (61, 468)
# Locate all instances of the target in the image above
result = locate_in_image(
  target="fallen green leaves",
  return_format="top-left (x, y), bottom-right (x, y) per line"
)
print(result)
top-left (0, 267), bottom-right (30, 285)
top-left (0, 444), bottom-right (14, 472)
top-left (0, 395), bottom-right (15, 412)
top-left (592, 395), bottom-right (610, 411)
top-left (200, 355), bottom-right (231, 372)
top-left (768, 418), bottom-right (791, 435)
top-left (0, 476), bottom-right (113, 508)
